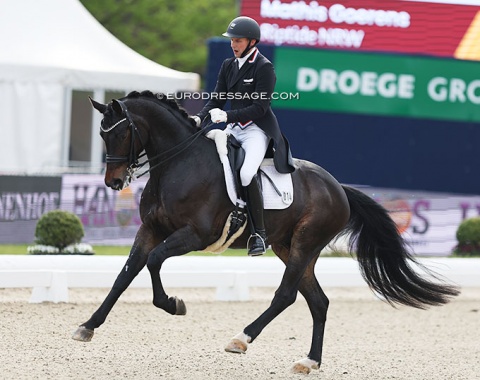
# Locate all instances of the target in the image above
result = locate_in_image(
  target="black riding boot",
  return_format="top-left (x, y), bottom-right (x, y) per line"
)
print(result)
top-left (244, 175), bottom-right (267, 256)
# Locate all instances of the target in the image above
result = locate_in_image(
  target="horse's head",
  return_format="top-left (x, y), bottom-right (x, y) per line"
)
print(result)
top-left (90, 97), bottom-right (147, 191)
top-left (91, 91), bottom-right (200, 191)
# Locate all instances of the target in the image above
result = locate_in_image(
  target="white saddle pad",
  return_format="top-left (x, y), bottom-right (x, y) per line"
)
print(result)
top-left (206, 129), bottom-right (293, 210)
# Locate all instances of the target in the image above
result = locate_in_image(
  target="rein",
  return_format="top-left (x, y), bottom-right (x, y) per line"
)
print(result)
top-left (138, 126), bottom-right (205, 178)
top-left (102, 98), bottom-right (208, 180)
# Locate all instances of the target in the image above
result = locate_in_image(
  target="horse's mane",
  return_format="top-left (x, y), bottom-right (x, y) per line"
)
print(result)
top-left (126, 90), bottom-right (196, 128)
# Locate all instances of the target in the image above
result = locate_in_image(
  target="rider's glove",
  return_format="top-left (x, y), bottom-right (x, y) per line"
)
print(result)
top-left (191, 115), bottom-right (201, 128)
top-left (209, 108), bottom-right (228, 123)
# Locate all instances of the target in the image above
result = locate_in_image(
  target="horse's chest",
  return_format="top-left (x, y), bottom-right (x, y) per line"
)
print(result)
top-left (139, 191), bottom-right (183, 228)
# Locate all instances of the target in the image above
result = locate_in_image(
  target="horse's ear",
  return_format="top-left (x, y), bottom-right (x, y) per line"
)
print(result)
top-left (89, 97), bottom-right (107, 114)
top-left (112, 99), bottom-right (123, 115)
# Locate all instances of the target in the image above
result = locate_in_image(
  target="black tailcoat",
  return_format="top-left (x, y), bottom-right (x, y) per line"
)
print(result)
top-left (197, 48), bottom-right (295, 173)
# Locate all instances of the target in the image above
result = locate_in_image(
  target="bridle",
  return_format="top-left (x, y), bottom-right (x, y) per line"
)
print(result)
top-left (101, 99), bottom-right (147, 181)
top-left (101, 98), bottom-right (207, 182)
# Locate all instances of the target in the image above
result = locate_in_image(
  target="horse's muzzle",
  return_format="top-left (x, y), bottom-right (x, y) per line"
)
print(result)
top-left (104, 163), bottom-right (133, 190)
top-left (107, 178), bottom-right (124, 191)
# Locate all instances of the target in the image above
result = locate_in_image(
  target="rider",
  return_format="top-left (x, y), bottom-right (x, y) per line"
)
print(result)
top-left (192, 16), bottom-right (295, 256)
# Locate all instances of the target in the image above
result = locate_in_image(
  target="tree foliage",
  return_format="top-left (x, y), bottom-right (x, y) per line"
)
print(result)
top-left (79, 0), bottom-right (237, 80)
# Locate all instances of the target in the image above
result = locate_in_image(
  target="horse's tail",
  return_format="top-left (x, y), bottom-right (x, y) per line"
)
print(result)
top-left (340, 185), bottom-right (460, 309)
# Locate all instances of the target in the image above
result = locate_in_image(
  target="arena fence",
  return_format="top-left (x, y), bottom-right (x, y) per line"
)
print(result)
top-left (0, 256), bottom-right (478, 303)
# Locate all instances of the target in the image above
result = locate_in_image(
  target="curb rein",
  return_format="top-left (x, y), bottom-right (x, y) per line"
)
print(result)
top-left (101, 99), bottom-right (206, 180)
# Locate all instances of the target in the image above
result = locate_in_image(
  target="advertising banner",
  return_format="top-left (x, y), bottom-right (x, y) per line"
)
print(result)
top-left (1, 173), bottom-right (479, 255)
top-left (56, 176), bottom-right (480, 255)
top-left (361, 186), bottom-right (480, 256)
top-left (241, 0), bottom-right (480, 61)
top-left (59, 174), bottom-right (148, 245)
top-left (273, 47), bottom-right (480, 122)
top-left (0, 176), bottom-right (62, 244)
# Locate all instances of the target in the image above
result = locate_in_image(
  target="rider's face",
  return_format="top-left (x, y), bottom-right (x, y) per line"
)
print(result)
top-left (230, 38), bottom-right (254, 58)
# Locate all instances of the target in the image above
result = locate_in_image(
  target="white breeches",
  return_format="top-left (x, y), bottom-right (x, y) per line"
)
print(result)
top-left (226, 123), bottom-right (270, 186)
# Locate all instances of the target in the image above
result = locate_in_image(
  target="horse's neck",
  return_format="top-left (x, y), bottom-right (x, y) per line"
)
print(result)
top-left (145, 120), bottom-right (219, 187)
top-left (143, 110), bottom-right (216, 180)
top-left (144, 110), bottom-right (194, 157)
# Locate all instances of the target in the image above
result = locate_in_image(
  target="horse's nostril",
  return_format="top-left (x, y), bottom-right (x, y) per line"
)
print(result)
top-left (112, 179), bottom-right (123, 190)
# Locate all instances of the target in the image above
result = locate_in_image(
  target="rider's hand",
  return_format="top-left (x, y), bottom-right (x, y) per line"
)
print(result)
top-left (191, 115), bottom-right (201, 128)
top-left (209, 108), bottom-right (227, 123)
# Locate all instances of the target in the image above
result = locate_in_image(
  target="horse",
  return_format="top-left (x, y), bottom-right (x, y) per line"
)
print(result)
top-left (72, 90), bottom-right (459, 374)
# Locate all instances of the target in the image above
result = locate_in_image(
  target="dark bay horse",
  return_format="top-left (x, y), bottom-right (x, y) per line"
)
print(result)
top-left (72, 90), bottom-right (459, 374)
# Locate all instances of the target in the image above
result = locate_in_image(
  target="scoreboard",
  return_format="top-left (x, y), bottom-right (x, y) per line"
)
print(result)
top-left (241, 0), bottom-right (480, 61)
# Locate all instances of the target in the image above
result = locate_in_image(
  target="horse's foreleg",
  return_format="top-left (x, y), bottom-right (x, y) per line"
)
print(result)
top-left (146, 225), bottom-right (201, 315)
top-left (72, 234), bottom-right (150, 342)
top-left (291, 261), bottom-right (329, 374)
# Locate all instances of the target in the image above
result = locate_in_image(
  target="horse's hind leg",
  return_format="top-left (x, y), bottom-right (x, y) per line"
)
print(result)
top-left (225, 242), bottom-right (315, 354)
top-left (291, 257), bottom-right (329, 374)
top-left (72, 227), bottom-right (150, 342)
top-left (270, 246), bottom-right (329, 374)
top-left (225, 241), bottom-right (330, 374)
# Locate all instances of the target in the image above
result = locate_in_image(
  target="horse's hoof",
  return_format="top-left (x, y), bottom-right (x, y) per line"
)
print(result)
top-left (174, 297), bottom-right (187, 315)
top-left (292, 363), bottom-right (311, 374)
top-left (291, 358), bottom-right (320, 374)
top-left (72, 326), bottom-right (94, 342)
top-left (224, 339), bottom-right (247, 354)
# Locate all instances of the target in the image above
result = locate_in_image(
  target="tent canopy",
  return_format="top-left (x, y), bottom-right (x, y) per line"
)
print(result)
top-left (0, 0), bottom-right (199, 91)
top-left (0, 0), bottom-right (200, 173)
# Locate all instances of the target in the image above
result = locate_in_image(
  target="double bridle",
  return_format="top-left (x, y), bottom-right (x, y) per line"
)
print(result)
top-left (101, 99), bottom-right (206, 182)
top-left (101, 99), bottom-right (147, 181)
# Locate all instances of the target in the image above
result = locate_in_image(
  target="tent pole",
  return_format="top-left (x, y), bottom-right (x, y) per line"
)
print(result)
top-left (61, 87), bottom-right (72, 170)
top-left (90, 89), bottom-right (105, 173)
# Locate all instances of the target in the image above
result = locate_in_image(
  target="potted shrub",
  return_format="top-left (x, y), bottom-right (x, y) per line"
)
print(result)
top-left (452, 217), bottom-right (480, 257)
top-left (28, 210), bottom-right (94, 255)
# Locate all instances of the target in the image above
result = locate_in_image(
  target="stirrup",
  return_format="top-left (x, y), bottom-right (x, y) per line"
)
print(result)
top-left (247, 233), bottom-right (267, 256)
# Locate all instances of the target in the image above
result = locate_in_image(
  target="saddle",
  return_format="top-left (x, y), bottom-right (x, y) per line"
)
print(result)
top-left (205, 128), bottom-right (293, 207)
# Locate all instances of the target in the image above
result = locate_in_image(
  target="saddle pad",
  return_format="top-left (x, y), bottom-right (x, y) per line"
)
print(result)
top-left (258, 159), bottom-right (293, 209)
top-left (206, 130), bottom-right (293, 210)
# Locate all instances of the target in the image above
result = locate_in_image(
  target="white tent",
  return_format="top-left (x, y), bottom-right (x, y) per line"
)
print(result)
top-left (0, 0), bottom-right (200, 173)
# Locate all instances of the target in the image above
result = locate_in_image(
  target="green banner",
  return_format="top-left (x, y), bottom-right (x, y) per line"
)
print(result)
top-left (273, 47), bottom-right (480, 122)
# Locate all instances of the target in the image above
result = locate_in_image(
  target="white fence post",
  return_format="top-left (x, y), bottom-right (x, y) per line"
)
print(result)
top-left (215, 271), bottom-right (250, 301)
top-left (30, 270), bottom-right (69, 303)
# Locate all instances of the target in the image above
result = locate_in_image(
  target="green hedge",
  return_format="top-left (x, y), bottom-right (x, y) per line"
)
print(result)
top-left (453, 217), bottom-right (480, 257)
top-left (34, 210), bottom-right (85, 250)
